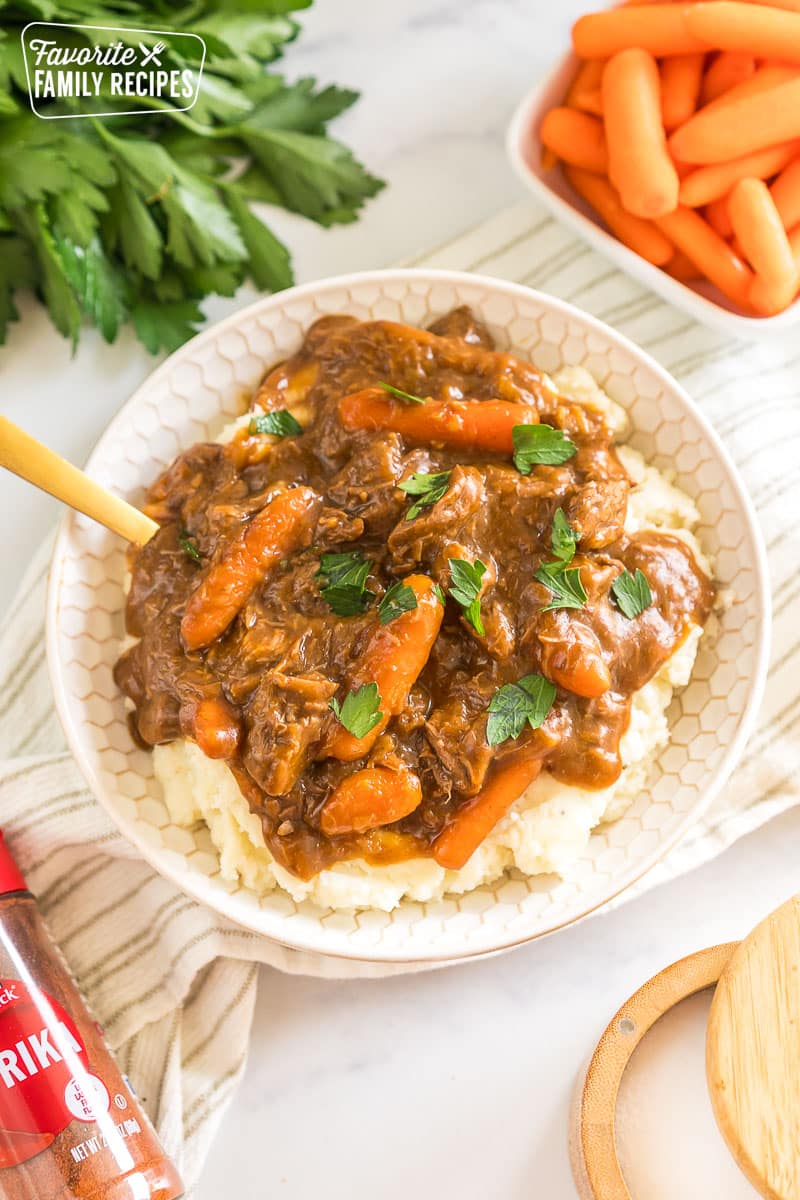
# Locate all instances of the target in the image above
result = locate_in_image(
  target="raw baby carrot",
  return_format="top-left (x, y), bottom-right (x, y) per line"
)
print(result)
top-left (540, 107), bottom-right (608, 173)
top-left (660, 52), bottom-right (706, 130)
top-left (699, 51), bottom-right (756, 106)
top-left (566, 166), bottom-right (675, 264)
top-left (729, 177), bottom-right (796, 284)
top-left (705, 195), bottom-right (734, 238)
top-left (770, 157), bottom-right (800, 228)
top-left (321, 767), bottom-right (422, 836)
top-left (749, 270), bottom-right (799, 314)
top-left (603, 48), bottom-right (680, 217)
top-left (338, 389), bottom-right (538, 453)
top-left (433, 756), bottom-right (543, 870)
top-left (686, 3), bottom-right (800, 63)
top-left (679, 141), bottom-right (800, 206)
top-left (701, 62), bottom-right (796, 112)
top-left (572, 6), bottom-right (707, 58)
top-left (654, 205), bottom-right (754, 306)
top-left (668, 77), bottom-right (800, 163)
top-left (566, 58), bottom-right (606, 114)
top-left (665, 249), bottom-right (702, 281)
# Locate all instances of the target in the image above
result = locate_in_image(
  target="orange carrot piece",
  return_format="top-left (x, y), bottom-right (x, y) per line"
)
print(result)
top-left (181, 487), bottom-right (320, 651)
top-left (572, 6), bottom-right (707, 58)
top-left (566, 58), bottom-right (606, 113)
top-left (603, 48), bottom-right (680, 217)
top-left (700, 62), bottom-right (797, 112)
top-left (541, 146), bottom-right (558, 170)
top-left (679, 141), bottom-right (800, 206)
top-left (191, 695), bottom-right (241, 760)
top-left (669, 77), bottom-right (800, 163)
top-left (665, 248), bottom-right (702, 281)
top-left (660, 52), bottom-right (706, 130)
top-left (575, 87), bottom-right (604, 115)
top-left (321, 575), bottom-right (444, 762)
top-left (770, 157), bottom-right (800, 228)
top-left (321, 767), bottom-right (422, 836)
top-left (432, 757), bottom-right (543, 870)
top-left (737, 0), bottom-right (800, 11)
top-left (686, 2), bottom-right (800, 61)
top-left (705, 195), bottom-right (734, 237)
top-left (566, 166), bottom-right (675, 264)
top-left (337, 389), bottom-right (537, 453)
top-left (729, 177), bottom-right (796, 284)
top-left (654, 205), bottom-right (754, 306)
top-left (699, 51), bottom-right (756, 106)
top-left (540, 107), bottom-right (608, 173)
top-left (749, 270), bottom-right (800, 313)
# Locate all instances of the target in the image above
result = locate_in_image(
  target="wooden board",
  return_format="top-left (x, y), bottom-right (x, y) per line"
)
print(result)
top-left (707, 895), bottom-right (800, 1200)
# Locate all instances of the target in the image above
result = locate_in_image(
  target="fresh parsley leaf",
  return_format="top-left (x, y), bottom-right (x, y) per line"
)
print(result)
top-left (611, 569), bottom-right (653, 619)
top-left (378, 381), bottom-right (426, 405)
top-left (378, 581), bottom-right (417, 625)
top-left (512, 424), bottom-right (577, 474)
top-left (226, 190), bottom-right (293, 293)
top-left (486, 674), bottom-right (557, 746)
top-left (132, 300), bottom-right (205, 355)
top-left (534, 563), bottom-right (587, 611)
top-left (551, 508), bottom-right (577, 565)
top-left (316, 551), bottom-right (373, 616)
top-left (398, 470), bottom-right (452, 520)
top-left (54, 235), bottom-right (130, 344)
top-left (178, 529), bottom-right (202, 563)
top-left (433, 584), bottom-right (446, 606)
top-left (249, 409), bottom-right (303, 437)
top-left (448, 558), bottom-right (487, 636)
top-left (329, 682), bottom-right (384, 739)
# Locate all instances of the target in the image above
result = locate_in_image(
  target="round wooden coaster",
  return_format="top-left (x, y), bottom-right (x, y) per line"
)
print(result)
top-left (570, 942), bottom-right (739, 1200)
top-left (707, 895), bottom-right (800, 1200)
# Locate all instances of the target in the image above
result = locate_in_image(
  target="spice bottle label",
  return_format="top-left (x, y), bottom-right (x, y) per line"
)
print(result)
top-left (0, 977), bottom-right (112, 1167)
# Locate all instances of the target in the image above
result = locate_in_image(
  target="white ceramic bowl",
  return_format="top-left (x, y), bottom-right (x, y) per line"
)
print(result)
top-left (507, 55), bottom-right (800, 338)
top-left (46, 270), bottom-right (770, 965)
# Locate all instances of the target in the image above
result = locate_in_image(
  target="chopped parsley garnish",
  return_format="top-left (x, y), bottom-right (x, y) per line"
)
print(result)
top-left (433, 583), bottom-right (447, 606)
top-left (398, 470), bottom-right (452, 520)
top-left (178, 530), bottom-right (202, 563)
top-left (448, 558), bottom-right (487, 635)
top-left (316, 551), bottom-right (373, 617)
top-left (378, 581), bottom-right (417, 625)
top-left (611, 568), bottom-right (653, 619)
top-left (512, 424), bottom-right (577, 474)
top-left (550, 508), bottom-right (577, 564)
top-left (378, 381), bottom-right (426, 405)
top-left (249, 409), bottom-right (303, 438)
top-left (534, 562), bottom-right (588, 611)
top-left (329, 682), bottom-right (384, 739)
top-left (486, 674), bottom-right (557, 746)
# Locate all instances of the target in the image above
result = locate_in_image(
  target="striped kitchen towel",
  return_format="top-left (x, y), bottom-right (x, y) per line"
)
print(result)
top-left (2, 199), bottom-right (798, 1190)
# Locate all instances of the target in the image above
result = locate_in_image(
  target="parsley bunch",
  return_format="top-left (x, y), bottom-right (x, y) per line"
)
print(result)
top-left (0, 1), bottom-right (383, 351)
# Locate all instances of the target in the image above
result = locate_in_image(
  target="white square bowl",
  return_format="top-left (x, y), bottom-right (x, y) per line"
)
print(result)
top-left (506, 53), bottom-right (800, 339)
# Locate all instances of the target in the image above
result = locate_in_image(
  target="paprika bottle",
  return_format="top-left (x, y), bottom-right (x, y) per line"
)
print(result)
top-left (0, 831), bottom-right (184, 1199)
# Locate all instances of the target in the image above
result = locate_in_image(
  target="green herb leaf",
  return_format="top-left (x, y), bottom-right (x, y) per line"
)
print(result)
top-left (486, 674), bottom-right (557, 746)
top-left (448, 558), bottom-right (487, 636)
top-left (398, 470), bottom-right (452, 520)
top-left (329, 682), bottom-right (383, 739)
top-left (512, 424), bottom-right (577, 474)
top-left (534, 563), bottom-right (587, 611)
top-left (611, 568), bottom-right (653, 619)
top-left (132, 300), bottom-right (205, 355)
top-left (316, 550), bottom-right (373, 616)
top-left (551, 508), bottom-right (577, 565)
top-left (433, 584), bottom-right (446, 606)
top-left (178, 530), bottom-right (202, 563)
top-left (378, 381), bottom-right (426, 406)
top-left (378, 581), bottom-right (417, 625)
top-left (249, 409), bottom-right (303, 437)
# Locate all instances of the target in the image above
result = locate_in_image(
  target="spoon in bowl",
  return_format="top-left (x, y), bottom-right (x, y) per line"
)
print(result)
top-left (0, 415), bottom-right (158, 545)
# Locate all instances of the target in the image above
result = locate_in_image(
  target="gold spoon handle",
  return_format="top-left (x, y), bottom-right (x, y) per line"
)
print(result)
top-left (0, 415), bottom-right (158, 546)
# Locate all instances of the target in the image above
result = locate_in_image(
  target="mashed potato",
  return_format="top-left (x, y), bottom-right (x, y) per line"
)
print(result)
top-left (153, 366), bottom-right (711, 913)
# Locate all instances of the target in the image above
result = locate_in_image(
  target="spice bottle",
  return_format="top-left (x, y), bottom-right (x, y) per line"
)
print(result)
top-left (0, 831), bottom-right (184, 1199)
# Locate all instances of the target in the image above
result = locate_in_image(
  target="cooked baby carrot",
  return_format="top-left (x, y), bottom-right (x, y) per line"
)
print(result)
top-left (770, 157), bottom-right (800, 228)
top-left (565, 58), bottom-right (606, 113)
top-left (321, 767), bottom-right (422, 836)
top-left (540, 107), bottom-right (608, 173)
top-left (181, 486), bottom-right (320, 651)
top-left (679, 141), bottom-right (800, 207)
top-left (699, 51), bottom-right (756, 106)
top-left (729, 177), bottom-right (796, 285)
top-left (704, 195), bottom-right (734, 238)
top-left (603, 48), bottom-right (680, 218)
top-left (660, 52), bottom-right (706, 130)
top-left (433, 756), bottom-right (543, 870)
top-left (665, 249), bottom-right (702, 281)
top-left (669, 77), bottom-right (800, 163)
top-left (536, 612), bottom-right (611, 699)
top-left (337, 388), bottom-right (538, 453)
top-left (191, 695), bottom-right (241, 759)
top-left (572, 6), bottom-right (707, 58)
top-left (686, 2), bottom-right (800, 62)
top-left (321, 575), bottom-right (443, 762)
top-left (654, 206), bottom-right (754, 306)
top-left (566, 167), bottom-right (675, 265)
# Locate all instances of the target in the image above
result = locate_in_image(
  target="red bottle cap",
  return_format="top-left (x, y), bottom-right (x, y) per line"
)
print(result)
top-left (0, 831), bottom-right (28, 896)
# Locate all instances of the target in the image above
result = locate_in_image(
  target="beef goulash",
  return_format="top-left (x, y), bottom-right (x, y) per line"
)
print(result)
top-left (115, 308), bottom-right (713, 879)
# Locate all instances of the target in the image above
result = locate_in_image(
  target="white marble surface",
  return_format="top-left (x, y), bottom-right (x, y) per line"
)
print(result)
top-left (1, 1), bottom-right (795, 1196)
